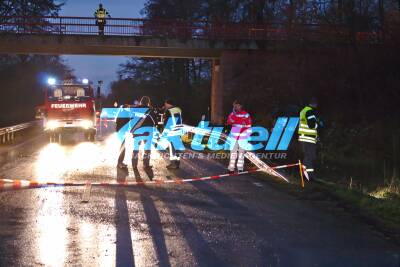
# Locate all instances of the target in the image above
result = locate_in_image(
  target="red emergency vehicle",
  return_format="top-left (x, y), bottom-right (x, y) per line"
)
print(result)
top-left (37, 79), bottom-right (97, 143)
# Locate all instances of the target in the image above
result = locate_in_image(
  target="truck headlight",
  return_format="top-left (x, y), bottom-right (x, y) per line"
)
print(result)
top-left (46, 120), bottom-right (59, 130)
top-left (80, 120), bottom-right (93, 129)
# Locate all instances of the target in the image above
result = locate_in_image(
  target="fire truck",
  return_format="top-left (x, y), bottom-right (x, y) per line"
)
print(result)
top-left (37, 78), bottom-right (97, 143)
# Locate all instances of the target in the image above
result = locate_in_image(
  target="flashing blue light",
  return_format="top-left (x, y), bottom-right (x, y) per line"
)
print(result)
top-left (47, 77), bottom-right (56, 85)
top-left (82, 78), bottom-right (89, 84)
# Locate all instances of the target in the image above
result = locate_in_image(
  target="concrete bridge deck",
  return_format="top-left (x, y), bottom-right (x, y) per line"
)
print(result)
top-left (0, 33), bottom-right (263, 58)
top-left (0, 16), bottom-right (382, 58)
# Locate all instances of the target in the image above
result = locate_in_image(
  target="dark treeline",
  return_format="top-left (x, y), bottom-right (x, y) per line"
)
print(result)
top-left (0, 0), bottom-right (72, 126)
top-left (112, 57), bottom-right (211, 122)
top-left (109, 0), bottom-right (400, 186)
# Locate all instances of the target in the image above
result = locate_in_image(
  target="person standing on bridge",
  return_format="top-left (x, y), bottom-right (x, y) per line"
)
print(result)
top-left (94, 4), bottom-right (110, 35)
top-left (298, 97), bottom-right (322, 181)
top-left (226, 100), bottom-right (252, 173)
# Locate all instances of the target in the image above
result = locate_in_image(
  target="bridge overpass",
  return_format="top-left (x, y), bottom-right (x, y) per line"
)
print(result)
top-left (0, 16), bottom-right (378, 57)
top-left (0, 16), bottom-right (384, 123)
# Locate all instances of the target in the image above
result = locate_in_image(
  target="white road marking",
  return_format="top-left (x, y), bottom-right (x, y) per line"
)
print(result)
top-left (252, 182), bottom-right (263, 187)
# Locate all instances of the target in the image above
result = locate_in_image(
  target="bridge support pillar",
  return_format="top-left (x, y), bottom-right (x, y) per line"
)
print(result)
top-left (211, 59), bottom-right (224, 124)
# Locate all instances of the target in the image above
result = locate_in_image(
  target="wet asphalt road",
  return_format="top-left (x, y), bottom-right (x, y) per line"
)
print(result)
top-left (0, 127), bottom-right (399, 267)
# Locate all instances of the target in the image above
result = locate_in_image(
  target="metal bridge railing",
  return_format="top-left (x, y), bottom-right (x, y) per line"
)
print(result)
top-left (0, 120), bottom-right (40, 144)
top-left (0, 16), bottom-right (383, 43)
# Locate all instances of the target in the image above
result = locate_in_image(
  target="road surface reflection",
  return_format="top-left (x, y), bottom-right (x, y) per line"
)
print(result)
top-left (34, 134), bottom-right (120, 182)
top-left (36, 189), bottom-right (68, 267)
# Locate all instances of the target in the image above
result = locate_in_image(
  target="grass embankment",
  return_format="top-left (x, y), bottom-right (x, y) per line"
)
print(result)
top-left (258, 171), bottom-right (400, 243)
top-left (318, 180), bottom-right (400, 234)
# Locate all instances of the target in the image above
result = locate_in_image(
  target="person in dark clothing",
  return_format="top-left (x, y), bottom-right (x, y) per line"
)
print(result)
top-left (131, 96), bottom-right (157, 169)
top-left (116, 104), bottom-right (131, 169)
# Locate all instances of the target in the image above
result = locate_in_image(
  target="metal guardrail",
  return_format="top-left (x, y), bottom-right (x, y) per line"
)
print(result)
top-left (0, 16), bottom-right (388, 43)
top-left (0, 120), bottom-right (40, 144)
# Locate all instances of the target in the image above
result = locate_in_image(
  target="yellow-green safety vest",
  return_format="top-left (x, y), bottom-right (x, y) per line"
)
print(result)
top-left (164, 107), bottom-right (183, 136)
top-left (298, 106), bottom-right (317, 144)
top-left (168, 107), bottom-right (182, 125)
top-left (95, 9), bottom-right (107, 19)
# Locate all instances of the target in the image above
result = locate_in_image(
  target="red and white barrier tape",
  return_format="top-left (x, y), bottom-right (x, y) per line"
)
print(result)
top-left (272, 163), bottom-right (300, 170)
top-left (0, 169), bottom-right (259, 191)
top-left (182, 124), bottom-right (290, 183)
top-left (301, 164), bottom-right (310, 181)
top-left (0, 163), bottom-right (301, 191)
top-left (244, 151), bottom-right (289, 182)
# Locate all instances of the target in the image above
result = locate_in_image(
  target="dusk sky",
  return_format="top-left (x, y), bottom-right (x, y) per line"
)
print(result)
top-left (59, 0), bottom-right (146, 93)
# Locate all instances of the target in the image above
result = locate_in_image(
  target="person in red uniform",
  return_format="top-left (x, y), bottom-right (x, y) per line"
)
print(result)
top-left (226, 100), bottom-right (252, 173)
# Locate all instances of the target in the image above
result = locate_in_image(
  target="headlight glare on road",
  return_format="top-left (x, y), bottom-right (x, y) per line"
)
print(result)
top-left (80, 120), bottom-right (93, 129)
top-left (46, 120), bottom-right (59, 130)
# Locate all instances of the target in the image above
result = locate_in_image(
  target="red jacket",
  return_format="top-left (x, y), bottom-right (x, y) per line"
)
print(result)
top-left (226, 110), bottom-right (252, 140)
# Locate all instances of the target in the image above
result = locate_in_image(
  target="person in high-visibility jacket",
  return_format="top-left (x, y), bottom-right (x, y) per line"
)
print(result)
top-left (298, 98), bottom-right (320, 180)
top-left (162, 98), bottom-right (183, 169)
top-left (94, 4), bottom-right (110, 35)
top-left (226, 100), bottom-right (252, 173)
